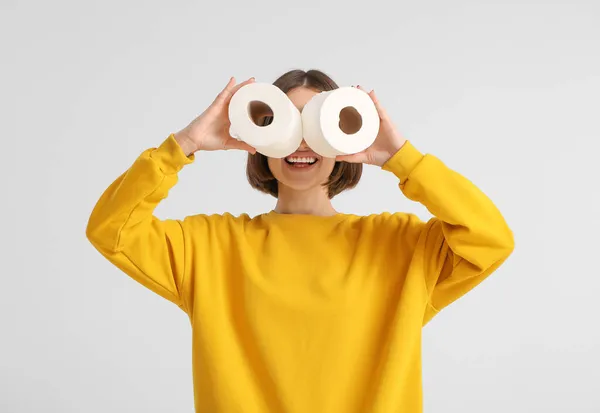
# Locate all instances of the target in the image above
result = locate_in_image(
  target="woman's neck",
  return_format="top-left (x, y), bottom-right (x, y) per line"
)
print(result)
top-left (274, 185), bottom-right (338, 216)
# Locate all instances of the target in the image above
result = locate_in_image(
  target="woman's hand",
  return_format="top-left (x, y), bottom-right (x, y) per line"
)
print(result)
top-left (174, 77), bottom-right (257, 156)
top-left (335, 86), bottom-right (407, 167)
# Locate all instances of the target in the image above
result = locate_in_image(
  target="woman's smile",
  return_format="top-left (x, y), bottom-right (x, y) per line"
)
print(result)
top-left (283, 150), bottom-right (321, 170)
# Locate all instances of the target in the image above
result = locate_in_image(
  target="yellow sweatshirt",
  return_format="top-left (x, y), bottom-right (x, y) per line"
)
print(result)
top-left (86, 134), bottom-right (514, 413)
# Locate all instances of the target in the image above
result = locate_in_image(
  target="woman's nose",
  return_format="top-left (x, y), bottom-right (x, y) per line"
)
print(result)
top-left (298, 139), bottom-right (309, 150)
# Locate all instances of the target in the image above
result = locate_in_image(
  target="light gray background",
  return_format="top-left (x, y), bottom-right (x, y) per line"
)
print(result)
top-left (1, 0), bottom-right (599, 411)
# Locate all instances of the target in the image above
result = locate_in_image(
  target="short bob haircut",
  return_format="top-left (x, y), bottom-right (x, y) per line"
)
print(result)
top-left (246, 69), bottom-right (362, 199)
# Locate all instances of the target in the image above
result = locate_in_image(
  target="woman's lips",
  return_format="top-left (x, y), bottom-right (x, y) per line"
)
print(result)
top-left (284, 155), bottom-right (319, 169)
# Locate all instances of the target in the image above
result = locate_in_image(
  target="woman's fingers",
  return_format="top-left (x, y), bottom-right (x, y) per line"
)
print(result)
top-left (230, 77), bottom-right (255, 96)
top-left (368, 90), bottom-right (389, 120)
top-left (368, 89), bottom-right (380, 107)
top-left (215, 77), bottom-right (254, 105)
top-left (356, 85), bottom-right (386, 117)
top-left (214, 77), bottom-right (236, 103)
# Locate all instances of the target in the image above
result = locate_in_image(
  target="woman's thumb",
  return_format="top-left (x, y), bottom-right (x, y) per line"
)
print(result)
top-left (336, 153), bottom-right (366, 163)
top-left (226, 138), bottom-right (257, 154)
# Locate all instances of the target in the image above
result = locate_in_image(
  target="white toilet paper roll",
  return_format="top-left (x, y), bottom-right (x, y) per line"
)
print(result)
top-left (301, 87), bottom-right (380, 158)
top-left (228, 83), bottom-right (303, 158)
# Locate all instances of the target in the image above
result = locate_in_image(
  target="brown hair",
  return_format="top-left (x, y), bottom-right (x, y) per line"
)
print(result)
top-left (246, 69), bottom-right (362, 198)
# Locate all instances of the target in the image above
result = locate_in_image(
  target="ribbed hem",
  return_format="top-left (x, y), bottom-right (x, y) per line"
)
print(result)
top-left (149, 133), bottom-right (195, 175)
top-left (381, 141), bottom-right (424, 184)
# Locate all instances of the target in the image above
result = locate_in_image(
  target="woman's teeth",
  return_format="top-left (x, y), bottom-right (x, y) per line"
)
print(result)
top-left (285, 157), bottom-right (317, 165)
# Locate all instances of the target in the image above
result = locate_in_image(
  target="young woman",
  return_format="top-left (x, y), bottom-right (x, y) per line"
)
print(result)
top-left (86, 69), bottom-right (514, 412)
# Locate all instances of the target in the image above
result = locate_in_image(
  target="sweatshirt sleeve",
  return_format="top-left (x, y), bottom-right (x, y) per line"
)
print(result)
top-left (382, 142), bottom-right (515, 325)
top-left (86, 134), bottom-right (195, 312)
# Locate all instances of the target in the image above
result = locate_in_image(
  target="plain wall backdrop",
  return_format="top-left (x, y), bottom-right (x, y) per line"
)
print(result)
top-left (1, 0), bottom-right (599, 411)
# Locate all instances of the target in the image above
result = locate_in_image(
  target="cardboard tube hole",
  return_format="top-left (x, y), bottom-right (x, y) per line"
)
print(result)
top-left (339, 107), bottom-right (362, 134)
top-left (248, 101), bottom-right (274, 127)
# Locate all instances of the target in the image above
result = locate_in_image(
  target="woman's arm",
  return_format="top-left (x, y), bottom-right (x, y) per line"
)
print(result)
top-left (337, 87), bottom-right (514, 324)
top-left (86, 135), bottom-right (195, 311)
top-left (382, 142), bottom-right (514, 324)
top-left (86, 77), bottom-right (256, 313)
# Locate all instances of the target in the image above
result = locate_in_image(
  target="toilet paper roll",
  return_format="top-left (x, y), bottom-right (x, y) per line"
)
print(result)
top-left (228, 83), bottom-right (303, 158)
top-left (301, 87), bottom-right (380, 158)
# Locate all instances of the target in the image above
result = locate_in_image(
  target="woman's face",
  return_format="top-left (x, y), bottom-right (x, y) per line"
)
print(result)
top-left (267, 87), bottom-right (337, 194)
